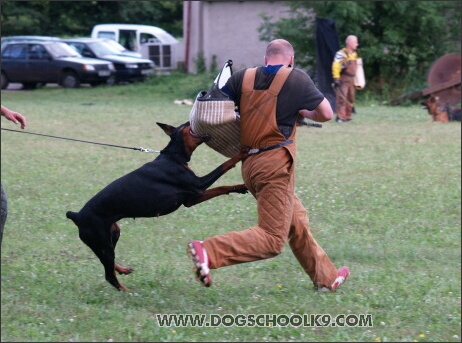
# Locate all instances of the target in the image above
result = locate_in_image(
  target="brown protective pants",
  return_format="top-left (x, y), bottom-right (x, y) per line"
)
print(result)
top-left (203, 147), bottom-right (338, 288)
top-left (336, 75), bottom-right (356, 121)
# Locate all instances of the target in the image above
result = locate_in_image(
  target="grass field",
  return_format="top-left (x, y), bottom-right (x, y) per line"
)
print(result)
top-left (1, 76), bottom-right (461, 342)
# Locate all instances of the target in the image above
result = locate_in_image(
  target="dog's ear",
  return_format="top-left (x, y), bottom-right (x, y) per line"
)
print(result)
top-left (157, 122), bottom-right (176, 136)
top-left (428, 95), bottom-right (440, 104)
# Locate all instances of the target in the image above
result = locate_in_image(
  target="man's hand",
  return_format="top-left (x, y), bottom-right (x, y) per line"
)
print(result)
top-left (333, 78), bottom-right (341, 87)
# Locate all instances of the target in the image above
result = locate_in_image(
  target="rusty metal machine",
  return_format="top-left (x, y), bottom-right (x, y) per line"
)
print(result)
top-left (421, 53), bottom-right (461, 107)
top-left (392, 53), bottom-right (461, 108)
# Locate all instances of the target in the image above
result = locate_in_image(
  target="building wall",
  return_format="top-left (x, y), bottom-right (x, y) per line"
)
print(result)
top-left (183, 1), bottom-right (291, 73)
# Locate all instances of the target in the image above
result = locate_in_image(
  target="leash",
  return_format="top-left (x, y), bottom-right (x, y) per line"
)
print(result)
top-left (248, 140), bottom-right (293, 155)
top-left (297, 119), bottom-right (323, 128)
top-left (1, 127), bottom-right (160, 153)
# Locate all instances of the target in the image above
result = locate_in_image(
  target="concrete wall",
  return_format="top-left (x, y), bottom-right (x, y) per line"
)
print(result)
top-left (183, 1), bottom-right (291, 73)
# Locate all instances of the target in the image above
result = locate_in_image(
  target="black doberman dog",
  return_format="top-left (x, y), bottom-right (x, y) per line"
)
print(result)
top-left (66, 121), bottom-right (248, 291)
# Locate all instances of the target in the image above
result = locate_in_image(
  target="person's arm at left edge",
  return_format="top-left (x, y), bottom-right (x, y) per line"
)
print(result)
top-left (1, 105), bottom-right (27, 129)
top-left (298, 98), bottom-right (333, 122)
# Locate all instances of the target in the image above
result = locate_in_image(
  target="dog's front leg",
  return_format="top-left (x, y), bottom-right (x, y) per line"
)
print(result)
top-left (184, 184), bottom-right (248, 207)
top-left (219, 150), bottom-right (247, 173)
top-left (196, 149), bottom-right (249, 190)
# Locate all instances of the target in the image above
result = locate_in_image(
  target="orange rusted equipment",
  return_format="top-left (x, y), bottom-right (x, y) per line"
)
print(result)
top-left (421, 53), bottom-right (461, 106)
top-left (392, 53), bottom-right (461, 106)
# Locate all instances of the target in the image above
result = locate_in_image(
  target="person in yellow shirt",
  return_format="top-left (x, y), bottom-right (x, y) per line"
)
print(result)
top-left (332, 35), bottom-right (359, 123)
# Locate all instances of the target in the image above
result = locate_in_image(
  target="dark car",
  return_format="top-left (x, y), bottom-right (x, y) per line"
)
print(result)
top-left (1, 41), bottom-right (115, 89)
top-left (1, 35), bottom-right (142, 58)
top-left (61, 38), bottom-right (154, 84)
top-left (101, 38), bottom-right (143, 58)
top-left (1, 35), bottom-right (62, 51)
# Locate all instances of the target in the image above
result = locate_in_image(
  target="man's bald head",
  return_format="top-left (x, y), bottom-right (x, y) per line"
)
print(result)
top-left (345, 35), bottom-right (359, 51)
top-left (266, 39), bottom-right (294, 58)
top-left (265, 39), bottom-right (295, 66)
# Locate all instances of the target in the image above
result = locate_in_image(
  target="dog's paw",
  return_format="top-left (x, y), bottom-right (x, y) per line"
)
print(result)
top-left (115, 264), bottom-right (134, 275)
top-left (231, 184), bottom-right (248, 194)
top-left (118, 284), bottom-right (130, 292)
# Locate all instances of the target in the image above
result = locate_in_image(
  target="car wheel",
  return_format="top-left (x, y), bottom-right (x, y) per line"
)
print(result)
top-left (61, 71), bottom-right (80, 88)
top-left (22, 83), bottom-right (38, 90)
top-left (1, 71), bottom-right (9, 90)
top-left (90, 81), bottom-right (105, 87)
top-left (106, 75), bottom-right (117, 86)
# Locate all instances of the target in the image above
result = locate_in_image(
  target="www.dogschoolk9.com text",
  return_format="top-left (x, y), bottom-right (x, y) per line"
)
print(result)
top-left (156, 313), bottom-right (373, 328)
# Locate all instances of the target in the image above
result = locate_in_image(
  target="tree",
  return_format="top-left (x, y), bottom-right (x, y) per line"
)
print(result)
top-left (259, 1), bottom-right (461, 101)
top-left (1, 1), bottom-right (183, 38)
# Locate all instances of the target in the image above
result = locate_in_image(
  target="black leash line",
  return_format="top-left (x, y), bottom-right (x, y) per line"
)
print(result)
top-left (1, 127), bottom-right (160, 153)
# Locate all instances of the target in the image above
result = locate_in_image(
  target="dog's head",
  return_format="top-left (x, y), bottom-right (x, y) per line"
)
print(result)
top-left (157, 122), bottom-right (210, 160)
top-left (421, 95), bottom-right (449, 122)
top-left (421, 95), bottom-right (438, 112)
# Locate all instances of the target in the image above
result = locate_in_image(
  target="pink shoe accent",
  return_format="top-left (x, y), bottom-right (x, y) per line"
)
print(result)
top-left (331, 266), bottom-right (349, 291)
top-left (187, 240), bottom-right (212, 287)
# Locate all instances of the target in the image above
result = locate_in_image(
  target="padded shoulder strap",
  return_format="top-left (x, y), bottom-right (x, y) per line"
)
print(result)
top-left (242, 66), bottom-right (292, 95)
top-left (268, 67), bottom-right (293, 96)
top-left (242, 67), bottom-right (257, 92)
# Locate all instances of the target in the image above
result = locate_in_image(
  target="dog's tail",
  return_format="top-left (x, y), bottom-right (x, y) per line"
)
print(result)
top-left (66, 211), bottom-right (80, 226)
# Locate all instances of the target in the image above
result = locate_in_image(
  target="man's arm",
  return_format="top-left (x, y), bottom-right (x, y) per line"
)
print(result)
top-left (1, 105), bottom-right (27, 129)
top-left (332, 49), bottom-right (346, 81)
top-left (298, 98), bottom-right (333, 122)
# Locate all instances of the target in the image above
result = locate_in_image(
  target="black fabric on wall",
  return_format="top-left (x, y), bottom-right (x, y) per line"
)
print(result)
top-left (315, 17), bottom-right (340, 113)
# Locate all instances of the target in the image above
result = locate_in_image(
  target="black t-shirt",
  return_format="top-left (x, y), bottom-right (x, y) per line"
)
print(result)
top-left (223, 65), bottom-right (324, 134)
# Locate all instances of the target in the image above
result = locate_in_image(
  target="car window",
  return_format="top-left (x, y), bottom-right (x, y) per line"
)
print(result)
top-left (1, 39), bottom-right (13, 50)
top-left (88, 41), bottom-right (119, 57)
top-left (2, 44), bottom-right (27, 59)
top-left (104, 39), bottom-right (126, 52)
top-left (96, 31), bottom-right (116, 41)
top-left (140, 33), bottom-right (159, 44)
top-left (66, 42), bottom-right (84, 55)
top-left (29, 44), bottom-right (49, 60)
top-left (119, 30), bottom-right (137, 51)
top-left (46, 42), bottom-right (81, 58)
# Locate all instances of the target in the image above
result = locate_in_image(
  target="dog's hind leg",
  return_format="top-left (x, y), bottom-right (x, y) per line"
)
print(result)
top-left (110, 222), bottom-right (134, 276)
top-left (78, 224), bottom-right (128, 291)
top-left (100, 246), bottom-right (128, 291)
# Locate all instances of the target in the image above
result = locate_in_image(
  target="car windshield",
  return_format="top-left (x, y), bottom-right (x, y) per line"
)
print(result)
top-left (47, 42), bottom-right (81, 58)
top-left (103, 39), bottom-right (127, 52)
top-left (88, 41), bottom-right (120, 57)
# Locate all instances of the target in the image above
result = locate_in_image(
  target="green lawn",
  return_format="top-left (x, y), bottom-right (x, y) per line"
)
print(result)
top-left (1, 78), bottom-right (460, 342)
